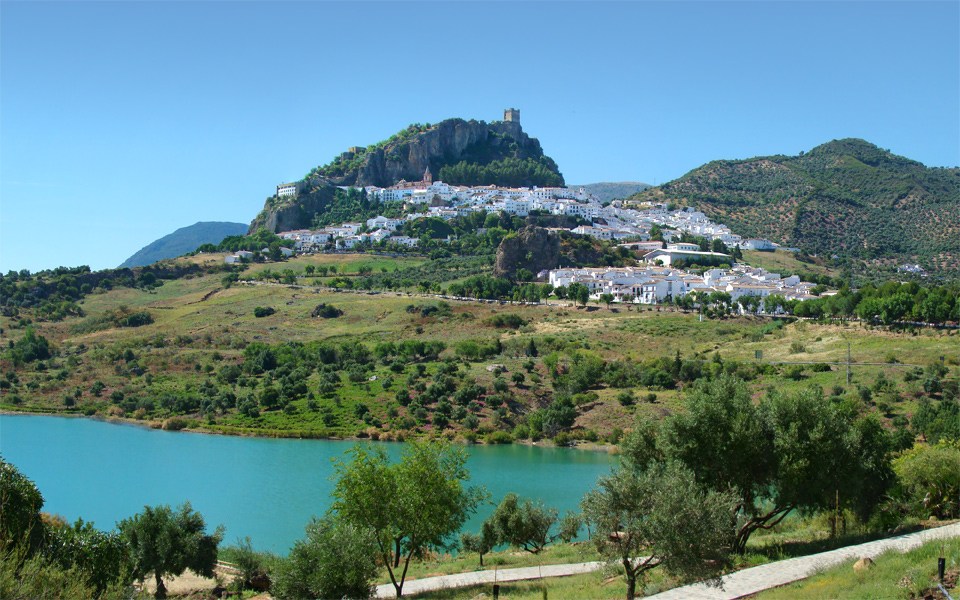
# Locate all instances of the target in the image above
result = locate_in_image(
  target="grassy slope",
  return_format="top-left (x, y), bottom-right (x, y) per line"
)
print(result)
top-left (740, 249), bottom-right (839, 279)
top-left (757, 534), bottom-right (959, 600)
top-left (2, 254), bottom-right (958, 440)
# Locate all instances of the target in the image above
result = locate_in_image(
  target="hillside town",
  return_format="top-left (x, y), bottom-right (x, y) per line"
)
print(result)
top-left (271, 171), bottom-right (779, 254)
top-left (224, 178), bottom-right (829, 309)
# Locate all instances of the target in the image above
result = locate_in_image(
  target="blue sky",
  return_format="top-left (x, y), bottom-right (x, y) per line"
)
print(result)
top-left (2, 1), bottom-right (957, 273)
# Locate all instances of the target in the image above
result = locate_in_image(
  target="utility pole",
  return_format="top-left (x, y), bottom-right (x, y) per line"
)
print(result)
top-left (846, 342), bottom-right (852, 386)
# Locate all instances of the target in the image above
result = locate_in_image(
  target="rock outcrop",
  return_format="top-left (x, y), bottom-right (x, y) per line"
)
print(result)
top-left (250, 116), bottom-right (566, 233)
top-left (317, 118), bottom-right (562, 188)
top-left (493, 227), bottom-right (561, 279)
top-left (248, 179), bottom-right (337, 233)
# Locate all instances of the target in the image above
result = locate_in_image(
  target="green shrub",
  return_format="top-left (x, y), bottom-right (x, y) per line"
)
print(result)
top-left (486, 314), bottom-right (528, 329)
top-left (486, 431), bottom-right (513, 445)
top-left (253, 306), bottom-right (275, 318)
top-left (311, 304), bottom-right (343, 319)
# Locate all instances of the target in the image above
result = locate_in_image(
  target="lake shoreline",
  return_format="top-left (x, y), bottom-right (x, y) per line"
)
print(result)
top-left (2, 414), bottom-right (617, 553)
top-left (0, 408), bottom-right (618, 454)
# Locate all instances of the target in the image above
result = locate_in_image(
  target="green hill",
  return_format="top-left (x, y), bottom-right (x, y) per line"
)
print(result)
top-left (629, 139), bottom-right (960, 275)
top-left (120, 221), bottom-right (248, 268)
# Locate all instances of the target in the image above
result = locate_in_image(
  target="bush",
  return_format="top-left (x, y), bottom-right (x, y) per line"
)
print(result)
top-left (311, 304), bottom-right (343, 319)
top-left (117, 311), bottom-right (153, 328)
top-left (486, 314), bottom-right (528, 329)
top-left (225, 537), bottom-right (274, 592)
top-left (253, 306), bottom-right (275, 318)
top-left (486, 431), bottom-right (513, 445)
top-left (891, 442), bottom-right (960, 519)
top-left (162, 417), bottom-right (189, 431)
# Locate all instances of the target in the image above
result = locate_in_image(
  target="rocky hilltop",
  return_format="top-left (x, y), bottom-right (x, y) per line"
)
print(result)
top-left (250, 113), bottom-right (565, 233)
top-left (629, 139), bottom-right (960, 273)
top-left (312, 117), bottom-right (563, 188)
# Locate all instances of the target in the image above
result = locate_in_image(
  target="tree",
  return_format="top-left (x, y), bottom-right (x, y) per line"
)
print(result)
top-left (7, 327), bottom-right (51, 365)
top-left (557, 511), bottom-right (582, 543)
top-left (890, 442), bottom-right (960, 520)
top-left (568, 283), bottom-right (590, 306)
top-left (119, 502), bottom-right (223, 599)
top-left (654, 375), bottom-right (892, 554)
top-left (581, 461), bottom-right (734, 600)
top-left (488, 493), bottom-right (557, 554)
top-left (45, 519), bottom-right (133, 596)
top-left (331, 441), bottom-right (486, 598)
top-left (272, 516), bottom-right (378, 600)
top-left (0, 458), bottom-right (45, 554)
top-left (599, 293), bottom-right (615, 308)
top-left (459, 519), bottom-right (497, 567)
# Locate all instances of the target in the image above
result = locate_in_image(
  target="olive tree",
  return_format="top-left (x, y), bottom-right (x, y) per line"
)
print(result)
top-left (645, 374), bottom-right (893, 554)
top-left (582, 461), bottom-right (734, 600)
top-left (331, 441), bottom-right (486, 598)
top-left (459, 520), bottom-right (497, 567)
top-left (272, 516), bottom-right (378, 600)
top-left (118, 502), bottom-right (223, 599)
top-left (487, 493), bottom-right (558, 554)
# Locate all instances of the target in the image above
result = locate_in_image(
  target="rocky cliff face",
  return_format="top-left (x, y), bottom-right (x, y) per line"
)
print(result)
top-left (316, 118), bottom-right (562, 188)
top-left (494, 227), bottom-right (561, 278)
top-left (248, 179), bottom-right (336, 233)
top-left (250, 116), bottom-right (566, 233)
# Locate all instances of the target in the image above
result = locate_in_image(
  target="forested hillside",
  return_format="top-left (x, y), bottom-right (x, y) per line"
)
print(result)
top-left (630, 139), bottom-right (960, 274)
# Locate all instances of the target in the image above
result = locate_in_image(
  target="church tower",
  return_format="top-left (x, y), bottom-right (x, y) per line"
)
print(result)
top-left (423, 165), bottom-right (433, 185)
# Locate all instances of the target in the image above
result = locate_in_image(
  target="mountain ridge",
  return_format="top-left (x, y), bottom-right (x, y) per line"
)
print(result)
top-left (119, 221), bottom-right (248, 268)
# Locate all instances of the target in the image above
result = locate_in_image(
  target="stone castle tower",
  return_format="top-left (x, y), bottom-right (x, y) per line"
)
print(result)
top-left (504, 108), bottom-right (520, 123)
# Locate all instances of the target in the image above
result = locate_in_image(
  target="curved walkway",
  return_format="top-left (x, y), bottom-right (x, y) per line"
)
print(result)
top-left (375, 561), bottom-right (605, 598)
top-left (375, 522), bottom-right (960, 599)
top-left (646, 521), bottom-right (960, 599)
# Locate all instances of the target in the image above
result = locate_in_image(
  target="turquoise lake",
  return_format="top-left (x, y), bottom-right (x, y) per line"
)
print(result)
top-left (0, 415), bottom-right (616, 554)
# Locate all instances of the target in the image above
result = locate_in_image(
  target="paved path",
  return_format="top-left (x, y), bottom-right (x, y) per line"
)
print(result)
top-left (374, 522), bottom-right (960, 599)
top-left (646, 522), bottom-right (960, 599)
top-left (375, 560), bottom-right (606, 598)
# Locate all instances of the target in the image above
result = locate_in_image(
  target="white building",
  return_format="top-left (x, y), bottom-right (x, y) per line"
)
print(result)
top-left (742, 239), bottom-right (776, 251)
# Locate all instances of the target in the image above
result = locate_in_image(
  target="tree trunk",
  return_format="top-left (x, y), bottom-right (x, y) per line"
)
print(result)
top-left (479, 552), bottom-right (484, 567)
top-left (154, 572), bottom-right (167, 600)
top-left (625, 573), bottom-right (636, 600)
top-left (394, 538), bottom-right (402, 569)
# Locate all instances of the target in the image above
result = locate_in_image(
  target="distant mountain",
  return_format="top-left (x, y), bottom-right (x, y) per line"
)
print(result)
top-left (120, 222), bottom-right (248, 267)
top-left (251, 112), bottom-right (565, 232)
top-left (629, 139), bottom-right (960, 274)
top-left (573, 182), bottom-right (651, 203)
